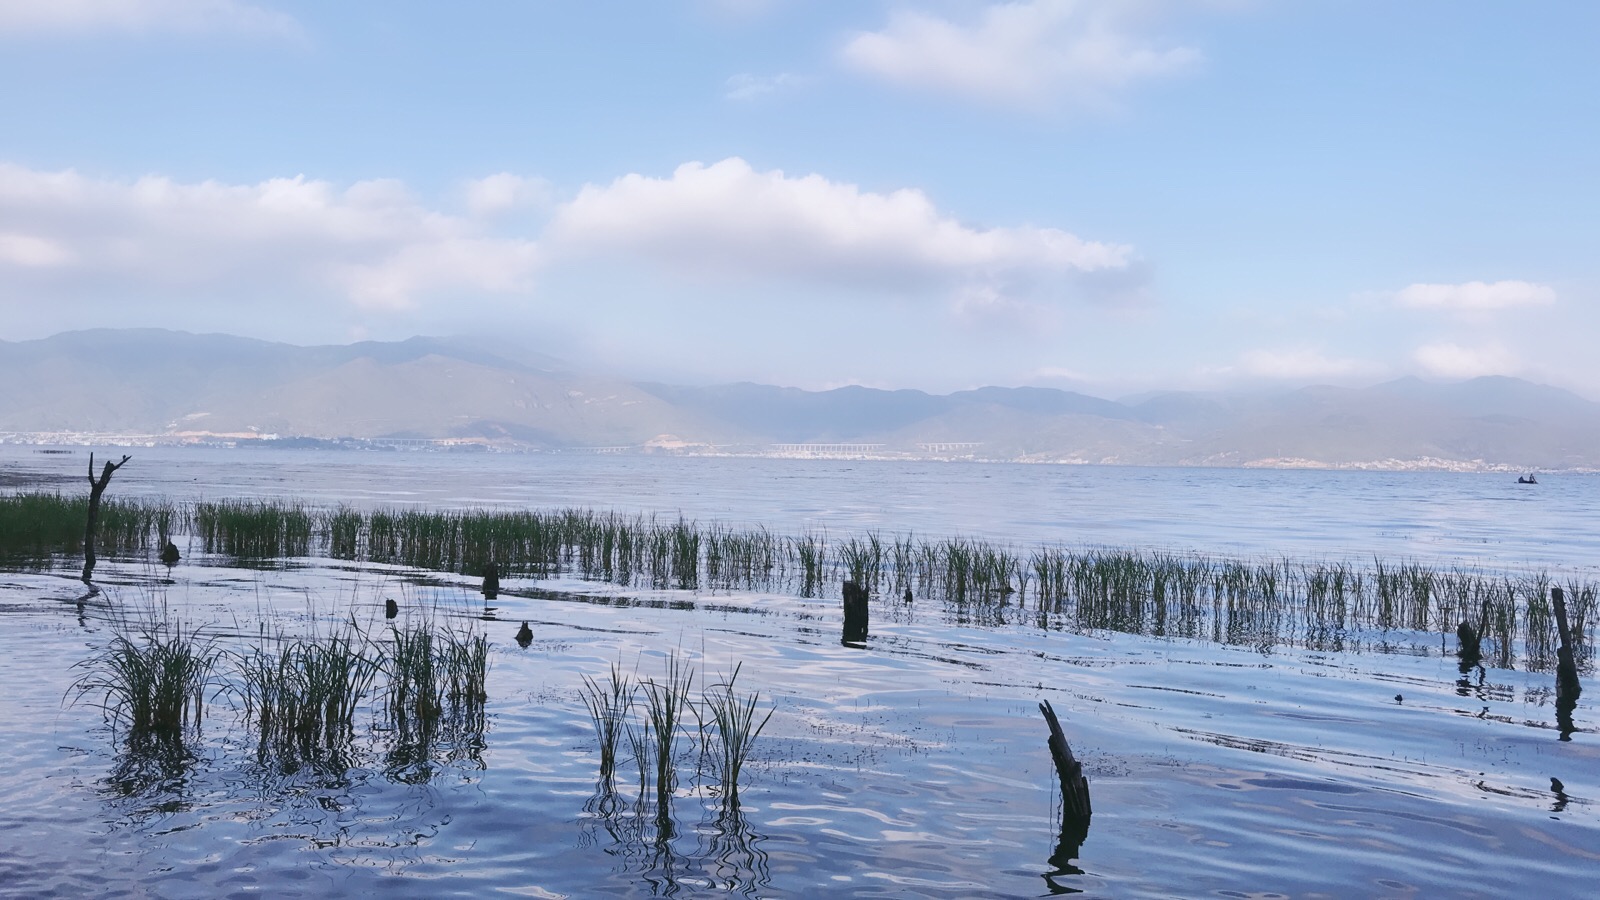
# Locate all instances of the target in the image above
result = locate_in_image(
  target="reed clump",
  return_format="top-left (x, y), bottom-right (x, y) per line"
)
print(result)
top-left (71, 610), bottom-right (220, 751)
top-left (193, 499), bottom-right (313, 559)
top-left (703, 663), bottom-right (774, 801)
top-left (640, 651), bottom-right (695, 808)
top-left (580, 662), bottom-right (636, 788)
top-left (382, 619), bottom-right (491, 779)
top-left (235, 620), bottom-right (380, 767)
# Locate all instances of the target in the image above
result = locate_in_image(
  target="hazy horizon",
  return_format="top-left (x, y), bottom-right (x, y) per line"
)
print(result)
top-left (2, 2), bottom-right (1596, 399)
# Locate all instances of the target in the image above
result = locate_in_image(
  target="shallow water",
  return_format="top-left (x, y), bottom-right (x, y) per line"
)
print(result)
top-left (0, 449), bottom-right (1596, 897)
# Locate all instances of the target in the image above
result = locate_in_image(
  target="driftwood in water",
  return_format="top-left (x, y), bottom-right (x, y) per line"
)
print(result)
top-left (1039, 699), bottom-right (1092, 824)
top-left (81, 452), bottom-right (131, 584)
top-left (1552, 587), bottom-right (1583, 710)
top-left (842, 580), bottom-right (869, 644)
top-left (482, 562), bottom-right (500, 600)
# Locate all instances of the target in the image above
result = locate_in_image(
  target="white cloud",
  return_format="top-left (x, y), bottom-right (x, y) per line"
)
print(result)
top-left (0, 163), bottom-right (539, 313)
top-left (1236, 348), bottom-right (1386, 380)
top-left (1412, 342), bottom-right (1520, 379)
top-left (463, 173), bottom-right (551, 217)
top-left (839, 0), bottom-right (1201, 108)
top-left (546, 157), bottom-right (1130, 298)
top-left (0, 233), bottom-right (73, 267)
top-left (1394, 280), bottom-right (1555, 312)
top-left (0, 0), bottom-right (301, 37)
top-left (724, 72), bottom-right (806, 101)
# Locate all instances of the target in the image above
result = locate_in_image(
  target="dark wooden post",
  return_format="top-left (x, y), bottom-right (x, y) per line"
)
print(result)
top-left (81, 452), bottom-right (131, 584)
top-left (842, 580), bottom-right (869, 644)
top-left (482, 561), bottom-right (500, 600)
top-left (1552, 588), bottom-right (1582, 735)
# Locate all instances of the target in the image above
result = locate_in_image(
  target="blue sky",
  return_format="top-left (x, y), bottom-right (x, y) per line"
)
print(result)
top-left (1, 1), bottom-right (1596, 398)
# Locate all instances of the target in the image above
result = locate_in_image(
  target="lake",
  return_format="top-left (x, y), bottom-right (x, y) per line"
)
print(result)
top-left (0, 446), bottom-right (1595, 897)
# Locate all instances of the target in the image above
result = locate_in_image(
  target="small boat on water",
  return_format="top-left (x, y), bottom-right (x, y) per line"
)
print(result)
top-left (1517, 474), bottom-right (1538, 484)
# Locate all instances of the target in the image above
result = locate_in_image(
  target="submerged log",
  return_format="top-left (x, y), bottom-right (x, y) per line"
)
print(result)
top-left (842, 580), bottom-right (869, 644)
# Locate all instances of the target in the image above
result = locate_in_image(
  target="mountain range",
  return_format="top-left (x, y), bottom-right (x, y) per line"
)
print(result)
top-left (2, 329), bottom-right (1597, 470)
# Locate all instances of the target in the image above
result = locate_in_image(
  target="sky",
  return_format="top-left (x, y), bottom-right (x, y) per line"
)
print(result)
top-left (1, 1), bottom-right (1597, 399)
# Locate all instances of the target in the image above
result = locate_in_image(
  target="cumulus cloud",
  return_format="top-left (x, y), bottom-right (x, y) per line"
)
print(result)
top-left (1394, 280), bottom-right (1555, 312)
top-left (0, 163), bottom-right (539, 313)
top-left (1412, 342), bottom-right (1519, 379)
top-left (0, 0), bottom-right (301, 38)
top-left (839, 0), bottom-right (1201, 108)
top-left (1237, 348), bottom-right (1386, 380)
top-left (546, 157), bottom-right (1130, 299)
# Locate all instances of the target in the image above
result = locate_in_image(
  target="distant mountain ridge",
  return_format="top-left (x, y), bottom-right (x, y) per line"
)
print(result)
top-left (2, 329), bottom-right (1597, 470)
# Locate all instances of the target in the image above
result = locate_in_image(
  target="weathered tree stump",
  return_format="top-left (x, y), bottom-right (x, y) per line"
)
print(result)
top-left (482, 561), bottom-right (500, 600)
top-left (842, 580), bottom-right (869, 644)
top-left (1039, 699), bottom-right (1092, 824)
top-left (1456, 621), bottom-right (1482, 671)
top-left (81, 452), bottom-right (131, 584)
top-left (1552, 588), bottom-right (1582, 739)
top-left (1039, 699), bottom-right (1091, 883)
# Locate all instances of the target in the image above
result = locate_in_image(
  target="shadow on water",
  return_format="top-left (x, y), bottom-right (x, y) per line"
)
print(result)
top-left (1042, 816), bottom-right (1091, 895)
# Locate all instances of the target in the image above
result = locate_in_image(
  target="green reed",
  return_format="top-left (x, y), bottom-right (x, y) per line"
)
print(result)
top-left (235, 619), bottom-right (380, 765)
top-left (580, 662), bottom-right (637, 787)
top-left (703, 663), bottom-right (773, 801)
top-left (0, 491), bottom-right (170, 560)
top-left (71, 608), bottom-right (220, 749)
top-left (640, 651), bottom-right (695, 807)
top-left (19, 492), bottom-right (1599, 674)
top-left (193, 499), bottom-right (313, 559)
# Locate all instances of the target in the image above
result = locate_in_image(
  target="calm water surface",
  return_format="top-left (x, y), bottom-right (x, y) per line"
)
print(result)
top-left (0, 447), bottom-right (1596, 897)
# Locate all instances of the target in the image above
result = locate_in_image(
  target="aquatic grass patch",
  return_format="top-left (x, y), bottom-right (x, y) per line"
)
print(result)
top-left (70, 604), bottom-right (221, 752)
top-left (381, 614), bottom-right (491, 780)
top-left (580, 662), bottom-right (637, 787)
top-left (193, 499), bottom-right (313, 559)
top-left (0, 491), bottom-right (169, 562)
top-left (702, 663), bottom-right (773, 801)
top-left (234, 619), bottom-right (381, 769)
top-left (640, 651), bottom-right (695, 810)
